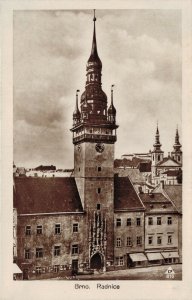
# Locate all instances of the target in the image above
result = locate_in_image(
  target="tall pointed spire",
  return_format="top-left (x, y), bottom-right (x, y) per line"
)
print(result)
top-left (153, 123), bottom-right (162, 151)
top-left (88, 9), bottom-right (102, 66)
top-left (173, 127), bottom-right (181, 151)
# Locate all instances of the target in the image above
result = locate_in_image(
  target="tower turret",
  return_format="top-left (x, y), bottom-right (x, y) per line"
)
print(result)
top-left (171, 127), bottom-right (182, 163)
top-left (73, 90), bottom-right (81, 126)
top-left (151, 124), bottom-right (164, 182)
top-left (108, 85), bottom-right (116, 124)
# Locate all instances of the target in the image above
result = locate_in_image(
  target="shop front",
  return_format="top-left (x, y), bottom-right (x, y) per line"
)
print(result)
top-left (128, 253), bottom-right (148, 268)
top-left (161, 251), bottom-right (180, 264)
top-left (146, 252), bottom-right (163, 265)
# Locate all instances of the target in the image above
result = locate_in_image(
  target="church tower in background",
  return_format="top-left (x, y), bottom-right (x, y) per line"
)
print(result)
top-left (71, 10), bottom-right (118, 270)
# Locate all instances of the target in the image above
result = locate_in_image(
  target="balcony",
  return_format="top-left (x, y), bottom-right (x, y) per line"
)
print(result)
top-left (73, 133), bottom-right (117, 144)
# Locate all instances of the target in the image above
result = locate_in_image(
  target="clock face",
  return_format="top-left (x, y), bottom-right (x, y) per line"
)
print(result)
top-left (77, 144), bottom-right (81, 152)
top-left (95, 143), bottom-right (105, 153)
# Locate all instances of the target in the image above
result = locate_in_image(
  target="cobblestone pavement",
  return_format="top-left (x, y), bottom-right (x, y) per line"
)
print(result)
top-left (55, 264), bottom-right (182, 280)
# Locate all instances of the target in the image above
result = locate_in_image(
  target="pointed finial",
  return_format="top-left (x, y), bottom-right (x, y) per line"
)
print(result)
top-left (111, 84), bottom-right (115, 104)
top-left (156, 121), bottom-right (159, 135)
top-left (93, 9), bottom-right (96, 22)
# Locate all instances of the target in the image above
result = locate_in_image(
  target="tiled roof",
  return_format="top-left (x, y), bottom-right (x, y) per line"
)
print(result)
top-left (114, 176), bottom-right (145, 211)
top-left (139, 193), bottom-right (177, 213)
top-left (163, 185), bottom-right (182, 213)
top-left (114, 157), bottom-right (150, 169)
top-left (14, 177), bottom-right (83, 214)
top-left (138, 162), bottom-right (151, 172)
top-left (114, 168), bottom-right (145, 183)
top-left (162, 170), bottom-right (179, 176)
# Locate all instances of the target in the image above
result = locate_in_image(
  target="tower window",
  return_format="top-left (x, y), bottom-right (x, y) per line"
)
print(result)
top-left (178, 156), bottom-right (180, 161)
top-left (79, 168), bottom-right (80, 172)
top-left (97, 166), bottom-right (101, 172)
top-left (97, 188), bottom-right (101, 194)
top-left (158, 155), bottom-right (161, 161)
top-left (97, 204), bottom-right (101, 210)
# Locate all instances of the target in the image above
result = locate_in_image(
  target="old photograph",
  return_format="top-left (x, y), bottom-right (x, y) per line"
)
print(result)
top-left (12, 9), bottom-right (183, 281)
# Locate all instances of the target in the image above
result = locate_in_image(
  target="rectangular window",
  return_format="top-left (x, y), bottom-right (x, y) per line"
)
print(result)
top-left (73, 223), bottom-right (78, 233)
top-left (116, 238), bottom-right (121, 247)
top-left (72, 244), bottom-right (79, 255)
top-left (157, 217), bottom-right (161, 225)
top-left (148, 217), bottom-right (153, 225)
top-left (148, 236), bottom-right (153, 245)
top-left (127, 237), bottom-right (132, 247)
top-left (167, 217), bottom-right (172, 225)
top-left (53, 265), bottom-right (60, 273)
top-left (97, 188), bottom-right (101, 194)
top-left (127, 218), bottom-right (132, 226)
top-left (168, 235), bottom-right (172, 244)
top-left (55, 224), bottom-right (61, 235)
top-left (115, 257), bottom-right (124, 266)
top-left (97, 167), bottom-right (101, 172)
top-left (54, 246), bottom-right (61, 256)
top-left (116, 218), bottom-right (121, 227)
top-left (25, 225), bottom-right (31, 236)
top-left (25, 249), bottom-right (31, 259)
top-left (136, 218), bottom-right (141, 226)
top-left (36, 225), bottom-right (43, 235)
top-left (36, 248), bottom-right (43, 258)
top-left (36, 267), bottom-right (41, 274)
top-left (137, 236), bottom-right (142, 245)
top-left (157, 236), bottom-right (162, 245)
top-left (97, 203), bottom-right (101, 210)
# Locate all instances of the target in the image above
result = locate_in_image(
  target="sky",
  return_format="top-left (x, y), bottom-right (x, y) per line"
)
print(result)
top-left (13, 9), bottom-right (181, 169)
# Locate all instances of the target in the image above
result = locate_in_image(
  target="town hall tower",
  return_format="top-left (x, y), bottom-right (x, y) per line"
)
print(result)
top-left (71, 11), bottom-right (118, 270)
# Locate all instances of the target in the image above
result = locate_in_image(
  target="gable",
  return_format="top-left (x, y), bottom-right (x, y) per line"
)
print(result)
top-left (158, 158), bottom-right (180, 167)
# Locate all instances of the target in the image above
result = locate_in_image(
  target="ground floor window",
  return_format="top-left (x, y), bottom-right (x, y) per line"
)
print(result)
top-left (115, 256), bottom-right (124, 266)
top-left (36, 267), bottom-right (42, 274)
top-left (53, 265), bottom-right (60, 273)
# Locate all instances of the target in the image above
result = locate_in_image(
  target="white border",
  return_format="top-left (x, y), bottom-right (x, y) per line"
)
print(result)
top-left (1, 1), bottom-right (192, 300)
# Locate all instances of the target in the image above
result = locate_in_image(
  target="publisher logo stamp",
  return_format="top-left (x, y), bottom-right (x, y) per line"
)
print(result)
top-left (165, 266), bottom-right (175, 279)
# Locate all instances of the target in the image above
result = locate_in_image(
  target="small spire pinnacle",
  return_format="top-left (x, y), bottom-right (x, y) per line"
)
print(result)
top-left (111, 84), bottom-right (115, 105)
top-left (93, 9), bottom-right (96, 22)
top-left (73, 90), bottom-right (80, 120)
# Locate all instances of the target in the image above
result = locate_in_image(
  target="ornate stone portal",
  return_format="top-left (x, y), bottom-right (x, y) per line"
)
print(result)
top-left (89, 211), bottom-right (107, 271)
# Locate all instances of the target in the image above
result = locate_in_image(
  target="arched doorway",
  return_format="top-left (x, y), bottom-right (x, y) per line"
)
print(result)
top-left (90, 253), bottom-right (103, 270)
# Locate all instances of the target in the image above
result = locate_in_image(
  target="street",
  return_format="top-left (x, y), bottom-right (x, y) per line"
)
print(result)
top-left (55, 264), bottom-right (182, 281)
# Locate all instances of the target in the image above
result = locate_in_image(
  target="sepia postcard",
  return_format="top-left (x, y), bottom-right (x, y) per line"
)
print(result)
top-left (1, 1), bottom-right (192, 300)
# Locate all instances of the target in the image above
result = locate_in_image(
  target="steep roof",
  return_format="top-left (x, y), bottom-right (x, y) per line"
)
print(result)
top-left (114, 176), bottom-right (145, 211)
top-left (139, 193), bottom-right (177, 214)
top-left (114, 168), bottom-right (145, 183)
top-left (14, 177), bottom-right (83, 214)
top-left (163, 185), bottom-right (182, 213)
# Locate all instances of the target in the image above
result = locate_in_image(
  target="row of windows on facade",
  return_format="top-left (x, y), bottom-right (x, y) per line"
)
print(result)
top-left (148, 235), bottom-right (173, 245)
top-left (25, 223), bottom-right (79, 236)
top-left (116, 234), bottom-right (173, 247)
top-left (24, 244), bottom-right (79, 259)
top-left (116, 216), bottom-right (173, 227)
